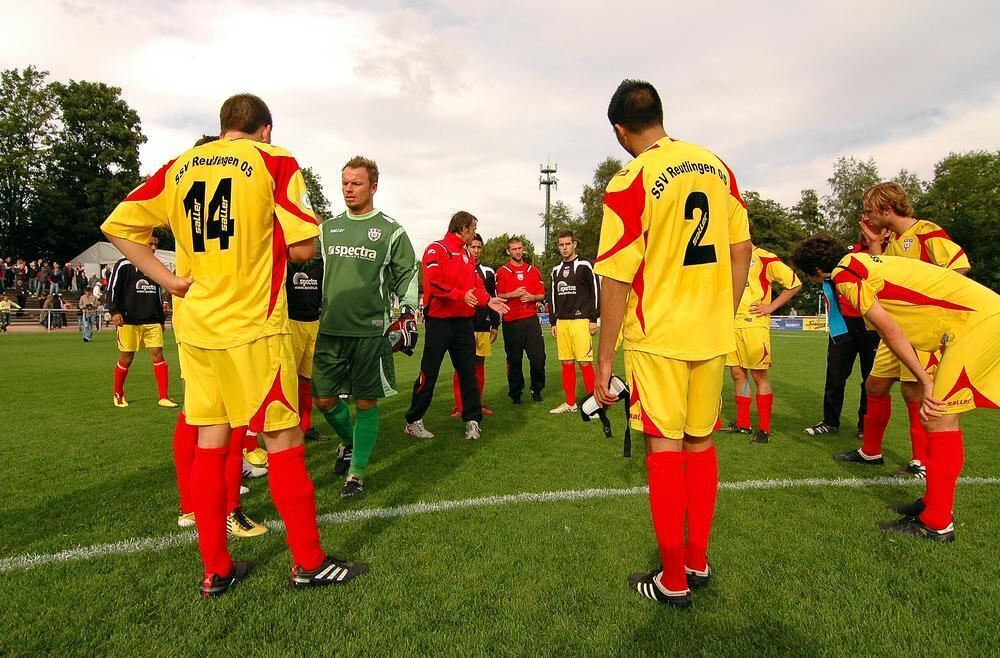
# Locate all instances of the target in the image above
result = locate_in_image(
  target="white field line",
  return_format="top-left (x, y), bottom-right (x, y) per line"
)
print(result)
top-left (2, 476), bottom-right (999, 574)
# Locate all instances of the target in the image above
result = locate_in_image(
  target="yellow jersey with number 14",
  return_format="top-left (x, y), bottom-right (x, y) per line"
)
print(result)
top-left (595, 136), bottom-right (751, 360)
top-left (101, 138), bottom-right (320, 350)
top-left (735, 247), bottom-right (801, 328)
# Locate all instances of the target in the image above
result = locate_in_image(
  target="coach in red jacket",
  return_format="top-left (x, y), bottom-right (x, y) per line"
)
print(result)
top-left (403, 211), bottom-right (509, 440)
top-left (495, 236), bottom-right (547, 403)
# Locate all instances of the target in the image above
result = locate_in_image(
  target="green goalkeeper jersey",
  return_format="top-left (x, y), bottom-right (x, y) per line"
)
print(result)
top-left (318, 208), bottom-right (418, 337)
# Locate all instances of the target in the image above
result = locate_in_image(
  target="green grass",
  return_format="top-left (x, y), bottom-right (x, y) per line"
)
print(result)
top-left (0, 328), bottom-right (997, 656)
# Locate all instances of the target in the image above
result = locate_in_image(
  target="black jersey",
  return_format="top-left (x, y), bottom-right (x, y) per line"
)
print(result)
top-left (287, 259), bottom-right (323, 322)
top-left (106, 258), bottom-right (165, 325)
top-left (550, 257), bottom-right (599, 321)
top-left (473, 263), bottom-right (500, 332)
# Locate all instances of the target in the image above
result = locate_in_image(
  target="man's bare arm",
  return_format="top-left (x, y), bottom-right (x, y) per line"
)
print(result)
top-left (594, 277), bottom-right (629, 406)
top-left (729, 239), bottom-right (752, 315)
top-left (287, 238), bottom-right (316, 264)
top-left (103, 233), bottom-right (192, 298)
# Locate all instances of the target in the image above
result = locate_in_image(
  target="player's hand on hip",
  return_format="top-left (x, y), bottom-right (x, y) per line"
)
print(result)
top-left (464, 289), bottom-right (478, 307)
top-left (750, 302), bottom-right (773, 316)
top-left (589, 322), bottom-right (598, 336)
top-left (487, 297), bottom-right (509, 315)
top-left (166, 276), bottom-right (194, 298)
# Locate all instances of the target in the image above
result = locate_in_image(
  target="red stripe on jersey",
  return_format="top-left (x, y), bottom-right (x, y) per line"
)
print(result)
top-left (718, 158), bottom-right (746, 209)
top-left (255, 148), bottom-right (318, 226)
top-left (268, 219), bottom-right (288, 319)
top-left (248, 366), bottom-right (296, 433)
top-left (125, 159), bottom-right (176, 202)
top-left (915, 229), bottom-right (952, 264)
top-left (757, 256), bottom-right (781, 302)
top-left (633, 258), bottom-right (647, 334)
top-left (946, 248), bottom-right (967, 268)
top-left (597, 170), bottom-right (645, 264)
top-left (942, 367), bottom-right (999, 410)
top-left (875, 280), bottom-right (975, 312)
top-left (629, 375), bottom-right (665, 438)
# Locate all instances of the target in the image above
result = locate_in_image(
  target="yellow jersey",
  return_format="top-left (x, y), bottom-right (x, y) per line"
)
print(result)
top-left (833, 253), bottom-right (999, 352)
top-left (884, 219), bottom-right (969, 270)
top-left (736, 247), bottom-right (800, 328)
top-left (101, 138), bottom-right (320, 350)
top-left (595, 136), bottom-right (751, 360)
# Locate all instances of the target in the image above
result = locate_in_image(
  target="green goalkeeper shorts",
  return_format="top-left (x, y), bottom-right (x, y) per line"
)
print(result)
top-left (311, 334), bottom-right (397, 400)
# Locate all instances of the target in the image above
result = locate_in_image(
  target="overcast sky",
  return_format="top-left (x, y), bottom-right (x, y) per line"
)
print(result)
top-left (3, 0), bottom-right (999, 254)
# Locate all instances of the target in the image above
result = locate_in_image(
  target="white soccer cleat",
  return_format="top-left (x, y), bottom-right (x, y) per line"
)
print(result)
top-left (242, 458), bottom-right (268, 479)
top-left (404, 420), bottom-right (435, 439)
top-left (549, 402), bottom-right (578, 414)
top-left (465, 420), bottom-right (481, 441)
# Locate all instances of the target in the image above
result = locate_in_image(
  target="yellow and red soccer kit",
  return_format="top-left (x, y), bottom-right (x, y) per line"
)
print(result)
top-left (595, 134), bottom-right (750, 592)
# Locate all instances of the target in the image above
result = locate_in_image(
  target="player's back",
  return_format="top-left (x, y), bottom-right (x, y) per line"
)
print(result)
top-left (596, 137), bottom-right (750, 360)
top-left (102, 138), bottom-right (319, 350)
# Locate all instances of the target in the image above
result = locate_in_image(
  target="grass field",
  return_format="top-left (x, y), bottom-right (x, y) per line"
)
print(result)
top-left (1, 328), bottom-right (997, 656)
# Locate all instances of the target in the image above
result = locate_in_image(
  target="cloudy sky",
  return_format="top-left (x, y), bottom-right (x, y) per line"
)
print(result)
top-left (3, 0), bottom-right (999, 254)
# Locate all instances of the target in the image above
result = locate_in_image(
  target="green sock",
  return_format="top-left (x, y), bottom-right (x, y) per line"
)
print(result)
top-left (348, 405), bottom-right (380, 480)
top-left (323, 400), bottom-right (354, 445)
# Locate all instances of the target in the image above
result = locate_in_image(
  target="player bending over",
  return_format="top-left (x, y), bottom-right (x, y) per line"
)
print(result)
top-left (102, 94), bottom-right (367, 597)
top-left (791, 235), bottom-right (998, 542)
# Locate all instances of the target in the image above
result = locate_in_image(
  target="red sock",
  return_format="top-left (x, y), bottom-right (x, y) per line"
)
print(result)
top-left (453, 371), bottom-right (462, 411)
top-left (919, 430), bottom-right (964, 530)
top-left (114, 360), bottom-right (129, 397)
top-left (647, 450), bottom-right (687, 592)
top-left (152, 359), bottom-right (169, 399)
top-left (225, 427), bottom-right (243, 514)
top-left (756, 393), bottom-right (774, 432)
top-left (906, 402), bottom-right (927, 464)
top-left (735, 395), bottom-right (752, 428)
top-left (475, 361), bottom-right (485, 398)
top-left (191, 445), bottom-right (232, 578)
top-left (580, 362), bottom-right (596, 394)
top-left (684, 446), bottom-right (718, 573)
top-left (172, 412), bottom-right (197, 514)
top-left (243, 429), bottom-right (258, 453)
top-left (268, 445), bottom-right (326, 570)
top-left (561, 362), bottom-right (576, 406)
top-left (861, 395), bottom-right (892, 457)
top-left (298, 379), bottom-right (313, 431)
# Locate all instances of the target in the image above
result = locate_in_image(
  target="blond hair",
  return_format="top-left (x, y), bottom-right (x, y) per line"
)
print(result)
top-left (863, 182), bottom-right (914, 218)
top-left (343, 156), bottom-right (379, 185)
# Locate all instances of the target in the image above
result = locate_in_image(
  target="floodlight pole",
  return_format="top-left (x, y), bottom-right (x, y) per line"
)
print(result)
top-left (539, 161), bottom-right (558, 252)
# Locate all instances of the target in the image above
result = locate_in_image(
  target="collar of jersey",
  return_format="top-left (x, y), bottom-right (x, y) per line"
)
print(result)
top-left (346, 208), bottom-right (380, 221)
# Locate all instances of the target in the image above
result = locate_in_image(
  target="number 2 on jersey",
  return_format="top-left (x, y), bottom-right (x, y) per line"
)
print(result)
top-left (184, 178), bottom-right (235, 253)
top-left (683, 191), bottom-right (717, 266)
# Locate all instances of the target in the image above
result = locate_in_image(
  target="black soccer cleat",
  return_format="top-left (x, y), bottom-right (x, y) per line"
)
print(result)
top-left (685, 563), bottom-right (713, 589)
top-left (720, 422), bottom-right (752, 435)
top-left (340, 476), bottom-right (365, 499)
top-left (304, 427), bottom-right (330, 442)
top-left (531, 390), bottom-right (543, 403)
top-left (627, 569), bottom-right (691, 607)
top-left (834, 449), bottom-right (884, 465)
top-left (752, 429), bottom-right (770, 444)
top-left (333, 445), bottom-right (353, 477)
top-left (511, 396), bottom-right (522, 405)
top-left (892, 462), bottom-right (927, 479)
top-left (200, 561), bottom-right (252, 599)
top-left (291, 554), bottom-right (369, 589)
top-left (890, 498), bottom-right (926, 519)
top-left (879, 517), bottom-right (955, 543)
top-left (804, 422), bottom-right (838, 436)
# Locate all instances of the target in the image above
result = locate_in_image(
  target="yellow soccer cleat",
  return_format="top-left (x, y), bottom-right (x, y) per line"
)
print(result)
top-left (158, 398), bottom-right (178, 408)
top-left (177, 512), bottom-right (196, 528)
top-left (113, 393), bottom-right (129, 408)
top-left (244, 447), bottom-right (268, 468)
top-left (227, 507), bottom-right (268, 538)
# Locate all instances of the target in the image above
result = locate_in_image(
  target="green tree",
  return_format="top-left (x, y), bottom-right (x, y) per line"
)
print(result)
top-left (921, 150), bottom-right (1000, 291)
top-left (790, 188), bottom-right (825, 235)
top-left (0, 66), bottom-right (57, 257)
top-left (34, 80), bottom-right (145, 259)
top-left (823, 156), bottom-right (881, 242)
top-left (480, 232), bottom-right (538, 269)
top-left (577, 156), bottom-right (623, 254)
top-left (744, 190), bottom-right (803, 256)
top-left (891, 168), bottom-right (926, 210)
top-left (301, 166), bottom-right (333, 222)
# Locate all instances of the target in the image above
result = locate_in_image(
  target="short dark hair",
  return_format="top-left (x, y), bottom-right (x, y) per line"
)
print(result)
top-left (556, 229), bottom-right (575, 241)
top-left (448, 211), bottom-right (477, 234)
top-left (507, 236), bottom-right (522, 247)
top-left (343, 155), bottom-right (379, 185)
top-left (194, 135), bottom-right (219, 147)
top-left (790, 235), bottom-right (849, 278)
top-left (220, 94), bottom-right (272, 134)
top-left (472, 233), bottom-right (484, 245)
top-left (607, 79), bottom-right (663, 132)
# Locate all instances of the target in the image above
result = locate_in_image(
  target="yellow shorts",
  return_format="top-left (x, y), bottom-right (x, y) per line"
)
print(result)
top-left (556, 319), bottom-right (594, 362)
top-left (475, 331), bottom-right (492, 358)
top-left (870, 342), bottom-right (939, 383)
top-left (178, 334), bottom-right (300, 432)
top-left (289, 319), bottom-right (319, 378)
top-left (933, 314), bottom-right (1000, 415)
top-left (725, 326), bottom-right (771, 369)
top-left (625, 350), bottom-right (726, 439)
top-left (116, 323), bottom-right (164, 352)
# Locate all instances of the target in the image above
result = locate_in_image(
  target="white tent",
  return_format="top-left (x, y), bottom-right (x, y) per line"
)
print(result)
top-left (70, 241), bottom-right (176, 278)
